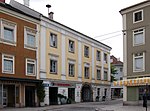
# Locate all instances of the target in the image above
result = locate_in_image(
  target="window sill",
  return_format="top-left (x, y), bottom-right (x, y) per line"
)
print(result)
top-left (133, 70), bottom-right (145, 73)
top-left (50, 72), bottom-right (57, 75)
top-left (0, 38), bottom-right (16, 46)
top-left (69, 50), bottom-right (75, 53)
top-left (133, 43), bottom-right (145, 47)
top-left (2, 71), bottom-right (14, 74)
top-left (26, 74), bottom-right (36, 76)
top-left (50, 45), bottom-right (57, 48)
top-left (133, 20), bottom-right (143, 24)
top-left (69, 75), bottom-right (75, 77)
top-left (24, 44), bottom-right (37, 50)
top-left (84, 55), bottom-right (89, 58)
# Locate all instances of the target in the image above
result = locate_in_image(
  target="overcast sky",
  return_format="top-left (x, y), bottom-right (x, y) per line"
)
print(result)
top-left (6, 0), bottom-right (145, 61)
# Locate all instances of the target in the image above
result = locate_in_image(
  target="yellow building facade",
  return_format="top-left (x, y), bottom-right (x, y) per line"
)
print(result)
top-left (40, 16), bottom-right (111, 105)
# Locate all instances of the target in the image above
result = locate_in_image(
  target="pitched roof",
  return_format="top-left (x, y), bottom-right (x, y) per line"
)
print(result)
top-left (0, 1), bottom-right (40, 20)
top-left (9, 0), bottom-right (111, 50)
top-left (111, 55), bottom-right (123, 65)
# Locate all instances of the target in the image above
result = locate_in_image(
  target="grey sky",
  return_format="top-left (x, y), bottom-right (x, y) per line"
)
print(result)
top-left (6, 0), bottom-right (145, 61)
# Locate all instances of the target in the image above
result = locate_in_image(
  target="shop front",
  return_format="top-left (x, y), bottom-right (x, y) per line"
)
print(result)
top-left (0, 77), bottom-right (42, 108)
top-left (113, 77), bottom-right (150, 105)
top-left (43, 80), bottom-right (76, 105)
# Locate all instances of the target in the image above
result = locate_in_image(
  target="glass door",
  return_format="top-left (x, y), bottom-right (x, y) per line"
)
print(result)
top-left (3, 86), bottom-right (7, 107)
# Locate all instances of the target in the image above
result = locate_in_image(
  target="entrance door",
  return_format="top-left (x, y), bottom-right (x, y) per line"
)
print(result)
top-left (49, 87), bottom-right (58, 105)
top-left (68, 88), bottom-right (75, 101)
top-left (3, 85), bottom-right (15, 107)
top-left (25, 86), bottom-right (35, 107)
top-left (81, 85), bottom-right (92, 102)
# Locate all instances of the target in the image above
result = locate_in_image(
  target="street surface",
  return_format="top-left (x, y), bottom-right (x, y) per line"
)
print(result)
top-left (1, 99), bottom-right (150, 111)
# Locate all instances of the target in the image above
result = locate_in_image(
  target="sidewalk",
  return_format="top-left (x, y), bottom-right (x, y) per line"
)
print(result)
top-left (1, 99), bottom-right (150, 111)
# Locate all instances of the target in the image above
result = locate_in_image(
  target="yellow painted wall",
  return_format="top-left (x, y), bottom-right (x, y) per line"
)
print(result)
top-left (94, 48), bottom-right (102, 84)
top-left (65, 37), bottom-right (78, 81)
top-left (82, 43), bottom-right (92, 83)
top-left (46, 29), bottom-right (62, 80)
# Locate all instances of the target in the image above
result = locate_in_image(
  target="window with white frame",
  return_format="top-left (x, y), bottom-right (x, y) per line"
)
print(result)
top-left (84, 45), bottom-right (89, 57)
top-left (104, 53), bottom-right (107, 63)
top-left (133, 10), bottom-right (143, 23)
top-left (68, 63), bottom-right (75, 77)
top-left (104, 70), bottom-right (108, 80)
top-left (68, 40), bottom-right (75, 53)
top-left (50, 59), bottom-right (57, 74)
top-left (97, 50), bottom-right (101, 61)
top-left (97, 68), bottom-right (101, 80)
top-left (2, 54), bottom-right (14, 74)
top-left (1, 20), bottom-right (17, 45)
top-left (133, 28), bottom-right (145, 46)
top-left (26, 59), bottom-right (36, 76)
top-left (24, 27), bottom-right (36, 49)
top-left (84, 63), bottom-right (90, 79)
top-left (50, 33), bottom-right (57, 48)
top-left (133, 52), bottom-right (144, 72)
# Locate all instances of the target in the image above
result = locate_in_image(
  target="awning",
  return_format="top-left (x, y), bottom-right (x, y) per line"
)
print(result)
top-left (0, 77), bottom-right (43, 83)
top-left (113, 77), bottom-right (150, 86)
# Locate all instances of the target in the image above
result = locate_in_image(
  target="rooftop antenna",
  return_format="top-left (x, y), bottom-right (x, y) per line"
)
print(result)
top-left (46, 4), bottom-right (51, 14)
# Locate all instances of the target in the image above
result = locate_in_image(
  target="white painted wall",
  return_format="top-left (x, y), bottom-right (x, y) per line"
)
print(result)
top-left (75, 84), bottom-right (82, 102)
top-left (40, 25), bottom-right (47, 79)
top-left (61, 34), bottom-right (66, 80)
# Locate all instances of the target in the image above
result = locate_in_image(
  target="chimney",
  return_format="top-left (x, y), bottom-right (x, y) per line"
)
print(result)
top-left (48, 12), bottom-right (54, 20)
top-left (0, 0), bottom-right (5, 3)
top-left (23, 0), bottom-right (29, 7)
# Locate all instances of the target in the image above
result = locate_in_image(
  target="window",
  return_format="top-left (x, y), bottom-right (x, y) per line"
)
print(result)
top-left (26, 59), bottom-right (36, 76)
top-left (133, 52), bottom-right (144, 72)
top-left (104, 53), bottom-right (107, 63)
top-left (24, 27), bottom-right (36, 49)
top-left (68, 40), bottom-right (75, 53)
top-left (69, 63), bottom-right (75, 77)
top-left (2, 54), bottom-right (14, 74)
top-left (1, 20), bottom-right (17, 45)
top-left (97, 69), bottom-right (101, 80)
top-left (27, 34), bottom-right (35, 47)
top-left (133, 28), bottom-right (145, 46)
top-left (50, 33), bottom-right (57, 48)
top-left (84, 66), bottom-right (89, 79)
top-left (84, 46), bottom-right (89, 57)
top-left (97, 50), bottom-right (101, 61)
top-left (97, 88), bottom-right (100, 96)
top-left (4, 27), bottom-right (14, 42)
top-left (120, 77), bottom-right (123, 80)
top-left (120, 68), bottom-right (123, 72)
top-left (104, 71), bottom-right (108, 80)
top-left (133, 10), bottom-right (143, 23)
top-left (50, 59), bottom-right (57, 73)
